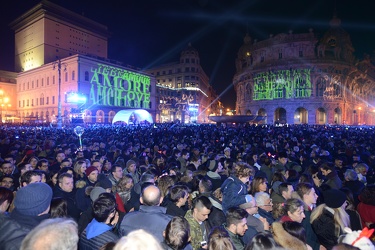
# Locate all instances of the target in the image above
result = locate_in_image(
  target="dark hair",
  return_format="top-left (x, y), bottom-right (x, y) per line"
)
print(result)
top-left (164, 216), bottom-right (191, 250)
top-left (58, 173), bottom-right (73, 184)
top-left (251, 177), bottom-right (267, 195)
top-left (298, 173), bottom-right (313, 185)
top-left (192, 195), bottom-right (212, 211)
top-left (226, 207), bottom-right (248, 226)
top-left (92, 195), bottom-right (116, 222)
top-left (208, 226), bottom-right (235, 250)
top-left (20, 170), bottom-right (42, 186)
top-left (50, 197), bottom-right (68, 218)
top-left (169, 185), bottom-right (189, 203)
top-left (36, 159), bottom-right (49, 169)
top-left (278, 182), bottom-right (292, 195)
top-left (282, 221), bottom-right (307, 243)
top-left (0, 187), bottom-right (14, 207)
top-left (110, 164), bottom-right (122, 173)
top-left (199, 176), bottom-right (212, 193)
top-left (245, 232), bottom-right (278, 250)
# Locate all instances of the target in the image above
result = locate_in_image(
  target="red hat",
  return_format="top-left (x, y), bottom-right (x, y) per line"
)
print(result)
top-left (85, 166), bottom-right (98, 176)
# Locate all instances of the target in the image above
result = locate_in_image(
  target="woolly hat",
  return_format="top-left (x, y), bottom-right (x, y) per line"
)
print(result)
top-left (224, 147), bottom-right (231, 153)
top-left (15, 182), bottom-right (53, 216)
top-left (90, 187), bottom-right (106, 202)
top-left (85, 166), bottom-right (98, 176)
top-left (323, 189), bottom-right (347, 208)
top-left (96, 177), bottom-right (112, 190)
top-left (208, 160), bottom-right (218, 172)
top-left (126, 160), bottom-right (136, 169)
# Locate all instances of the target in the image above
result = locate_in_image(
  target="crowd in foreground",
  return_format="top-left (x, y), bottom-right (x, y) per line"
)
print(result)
top-left (0, 123), bottom-right (374, 250)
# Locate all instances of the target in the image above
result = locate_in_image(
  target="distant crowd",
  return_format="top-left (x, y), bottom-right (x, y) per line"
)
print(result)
top-left (0, 123), bottom-right (374, 250)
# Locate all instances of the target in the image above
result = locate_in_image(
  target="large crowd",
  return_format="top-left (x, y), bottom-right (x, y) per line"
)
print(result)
top-left (0, 123), bottom-right (374, 250)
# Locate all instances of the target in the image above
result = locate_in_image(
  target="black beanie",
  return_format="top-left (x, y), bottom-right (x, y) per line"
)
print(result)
top-left (323, 189), bottom-right (346, 209)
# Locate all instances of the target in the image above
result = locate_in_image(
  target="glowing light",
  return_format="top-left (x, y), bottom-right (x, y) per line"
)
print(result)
top-left (66, 93), bottom-right (87, 103)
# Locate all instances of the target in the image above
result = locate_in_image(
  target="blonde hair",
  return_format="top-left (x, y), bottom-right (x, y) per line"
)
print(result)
top-left (233, 162), bottom-right (254, 178)
top-left (310, 204), bottom-right (350, 237)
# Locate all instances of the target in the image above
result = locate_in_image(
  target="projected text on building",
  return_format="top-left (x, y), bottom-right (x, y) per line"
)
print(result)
top-left (90, 64), bottom-right (151, 108)
top-left (253, 69), bottom-right (312, 100)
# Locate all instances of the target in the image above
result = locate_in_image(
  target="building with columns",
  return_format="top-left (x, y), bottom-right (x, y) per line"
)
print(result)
top-left (145, 44), bottom-right (219, 123)
top-left (234, 15), bottom-right (375, 125)
top-left (5, 0), bottom-right (156, 124)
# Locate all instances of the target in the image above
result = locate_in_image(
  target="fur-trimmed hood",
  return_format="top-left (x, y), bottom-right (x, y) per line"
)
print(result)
top-left (272, 222), bottom-right (308, 250)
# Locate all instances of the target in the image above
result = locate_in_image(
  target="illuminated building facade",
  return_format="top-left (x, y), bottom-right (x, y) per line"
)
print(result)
top-left (145, 44), bottom-right (218, 123)
top-left (0, 71), bottom-right (17, 123)
top-left (17, 55), bottom-right (155, 123)
top-left (234, 16), bottom-right (375, 125)
top-left (10, 1), bottom-right (156, 124)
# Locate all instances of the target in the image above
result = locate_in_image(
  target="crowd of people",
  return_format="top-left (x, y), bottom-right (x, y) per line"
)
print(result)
top-left (0, 122), bottom-right (374, 250)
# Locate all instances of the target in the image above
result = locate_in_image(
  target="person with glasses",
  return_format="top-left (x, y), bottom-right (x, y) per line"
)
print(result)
top-left (255, 192), bottom-right (275, 225)
top-left (240, 194), bottom-right (270, 245)
top-left (108, 164), bottom-right (123, 187)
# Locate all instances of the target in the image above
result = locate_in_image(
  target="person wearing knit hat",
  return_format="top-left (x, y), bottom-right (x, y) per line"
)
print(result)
top-left (0, 182), bottom-right (53, 249)
top-left (124, 159), bottom-right (140, 184)
top-left (16, 182), bottom-right (53, 216)
top-left (311, 189), bottom-right (351, 249)
top-left (206, 159), bottom-right (224, 190)
top-left (90, 187), bottom-right (106, 202)
top-left (224, 147), bottom-right (231, 159)
top-left (96, 176), bottom-right (113, 193)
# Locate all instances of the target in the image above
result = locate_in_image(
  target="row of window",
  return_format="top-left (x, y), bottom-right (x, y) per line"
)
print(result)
top-left (19, 71), bottom-right (75, 91)
top-left (19, 96), bottom-right (55, 108)
top-left (180, 58), bottom-right (199, 64)
top-left (153, 67), bottom-right (200, 76)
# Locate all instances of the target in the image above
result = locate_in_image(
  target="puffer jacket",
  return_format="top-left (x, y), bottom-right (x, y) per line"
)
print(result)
top-left (221, 176), bottom-right (249, 213)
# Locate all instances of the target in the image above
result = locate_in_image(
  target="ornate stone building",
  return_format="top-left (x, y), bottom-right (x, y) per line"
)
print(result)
top-left (145, 44), bottom-right (219, 123)
top-left (9, 0), bottom-right (156, 124)
top-left (234, 16), bottom-right (375, 125)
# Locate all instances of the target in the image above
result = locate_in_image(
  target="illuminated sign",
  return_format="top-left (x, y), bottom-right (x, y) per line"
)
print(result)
top-left (253, 69), bottom-right (312, 100)
top-left (89, 64), bottom-right (151, 108)
top-left (67, 92), bottom-right (87, 103)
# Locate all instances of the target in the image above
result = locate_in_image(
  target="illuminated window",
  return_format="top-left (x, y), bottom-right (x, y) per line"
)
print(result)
top-left (23, 100), bottom-right (25, 107)
top-left (316, 77), bottom-right (326, 97)
top-left (32, 81), bottom-right (34, 88)
top-left (19, 101), bottom-right (21, 108)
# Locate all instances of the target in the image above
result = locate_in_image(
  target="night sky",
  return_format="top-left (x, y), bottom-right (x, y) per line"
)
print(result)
top-left (1, 0), bottom-right (375, 108)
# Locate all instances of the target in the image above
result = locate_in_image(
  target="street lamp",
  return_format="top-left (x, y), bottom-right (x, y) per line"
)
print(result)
top-left (53, 59), bottom-right (67, 129)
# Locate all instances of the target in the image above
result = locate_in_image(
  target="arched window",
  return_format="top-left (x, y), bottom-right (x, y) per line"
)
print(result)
top-left (316, 77), bottom-right (326, 97)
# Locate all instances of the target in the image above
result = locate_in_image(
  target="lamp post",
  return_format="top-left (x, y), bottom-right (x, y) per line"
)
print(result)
top-left (53, 59), bottom-right (67, 129)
